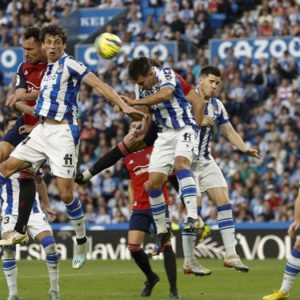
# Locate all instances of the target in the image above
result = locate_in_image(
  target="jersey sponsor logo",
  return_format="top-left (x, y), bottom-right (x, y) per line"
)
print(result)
top-left (183, 132), bottom-right (192, 142)
top-left (43, 74), bottom-right (57, 82)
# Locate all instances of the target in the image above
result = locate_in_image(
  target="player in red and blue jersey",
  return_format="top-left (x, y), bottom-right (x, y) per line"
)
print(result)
top-left (124, 125), bottom-right (179, 299)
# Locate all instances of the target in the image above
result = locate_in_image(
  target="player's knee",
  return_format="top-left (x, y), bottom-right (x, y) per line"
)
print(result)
top-left (2, 245), bottom-right (16, 260)
top-left (128, 243), bottom-right (141, 252)
top-left (174, 157), bottom-right (190, 171)
top-left (60, 191), bottom-right (74, 204)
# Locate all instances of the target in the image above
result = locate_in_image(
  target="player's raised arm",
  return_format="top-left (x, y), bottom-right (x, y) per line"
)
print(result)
top-left (83, 72), bottom-right (146, 119)
top-left (221, 123), bottom-right (259, 158)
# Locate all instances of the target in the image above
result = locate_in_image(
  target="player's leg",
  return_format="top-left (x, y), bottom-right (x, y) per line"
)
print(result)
top-left (56, 177), bottom-right (88, 269)
top-left (206, 187), bottom-right (249, 272)
top-left (1, 214), bottom-right (19, 300)
top-left (181, 198), bottom-right (212, 277)
top-left (163, 209), bottom-right (180, 299)
top-left (128, 211), bottom-right (159, 297)
top-left (2, 245), bottom-right (18, 300)
top-left (263, 238), bottom-right (300, 300)
top-left (0, 141), bottom-right (15, 163)
top-left (35, 230), bottom-right (60, 300)
top-left (173, 126), bottom-right (205, 234)
top-left (76, 121), bottom-right (158, 184)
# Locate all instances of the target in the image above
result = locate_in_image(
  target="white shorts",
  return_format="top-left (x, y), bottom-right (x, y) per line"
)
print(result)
top-left (149, 126), bottom-right (196, 175)
top-left (11, 123), bottom-right (80, 178)
top-left (191, 157), bottom-right (228, 193)
top-left (1, 213), bottom-right (52, 239)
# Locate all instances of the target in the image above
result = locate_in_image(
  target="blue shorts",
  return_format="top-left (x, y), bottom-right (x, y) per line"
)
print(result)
top-left (144, 122), bottom-right (158, 147)
top-left (129, 209), bottom-right (156, 233)
top-left (1, 116), bottom-right (27, 147)
top-left (129, 208), bottom-right (170, 233)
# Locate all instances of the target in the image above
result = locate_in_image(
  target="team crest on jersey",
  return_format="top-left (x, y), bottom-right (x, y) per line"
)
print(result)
top-left (24, 70), bottom-right (28, 76)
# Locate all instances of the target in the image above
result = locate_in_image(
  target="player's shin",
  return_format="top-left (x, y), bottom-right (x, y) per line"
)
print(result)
top-left (217, 203), bottom-right (237, 257)
top-left (15, 178), bottom-right (36, 234)
top-left (280, 248), bottom-right (300, 294)
top-left (65, 198), bottom-right (87, 243)
top-left (163, 245), bottom-right (177, 292)
top-left (41, 236), bottom-right (60, 293)
top-left (175, 169), bottom-right (199, 220)
top-left (149, 189), bottom-right (167, 234)
top-left (2, 246), bottom-right (18, 297)
top-left (182, 230), bottom-right (196, 266)
top-left (86, 142), bottom-right (129, 180)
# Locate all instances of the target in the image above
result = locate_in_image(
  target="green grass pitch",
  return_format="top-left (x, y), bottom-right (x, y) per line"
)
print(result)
top-left (0, 259), bottom-right (299, 300)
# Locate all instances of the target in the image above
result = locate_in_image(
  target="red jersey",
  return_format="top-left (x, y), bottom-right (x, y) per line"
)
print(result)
top-left (123, 146), bottom-right (169, 210)
top-left (16, 62), bottom-right (48, 125)
top-left (175, 72), bottom-right (192, 96)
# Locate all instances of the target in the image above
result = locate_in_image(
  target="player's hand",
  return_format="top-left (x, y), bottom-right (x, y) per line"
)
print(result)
top-left (200, 116), bottom-right (214, 127)
top-left (19, 125), bottom-right (33, 135)
top-left (244, 148), bottom-right (260, 159)
top-left (120, 95), bottom-right (137, 106)
top-left (6, 94), bottom-right (20, 108)
top-left (44, 207), bottom-right (57, 223)
top-left (122, 105), bottom-right (148, 120)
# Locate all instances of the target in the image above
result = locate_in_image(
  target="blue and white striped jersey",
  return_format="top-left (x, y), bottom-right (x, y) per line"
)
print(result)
top-left (135, 67), bottom-right (196, 130)
top-left (196, 97), bottom-right (229, 160)
top-left (35, 53), bottom-right (90, 125)
top-left (0, 173), bottom-right (42, 216)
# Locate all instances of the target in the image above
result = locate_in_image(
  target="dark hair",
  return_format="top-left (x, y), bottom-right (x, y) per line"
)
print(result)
top-left (23, 27), bottom-right (41, 43)
top-left (200, 65), bottom-right (221, 78)
top-left (128, 57), bottom-right (152, 80)
top-left (41, 25), bottom-right (67, 44)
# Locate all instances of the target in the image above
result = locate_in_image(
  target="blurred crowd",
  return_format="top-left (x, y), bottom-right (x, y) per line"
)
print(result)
top-left (0, 0), bottom-right (299, 225)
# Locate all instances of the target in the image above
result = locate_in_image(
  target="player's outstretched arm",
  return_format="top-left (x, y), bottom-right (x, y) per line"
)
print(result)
top-left (83, 72), bottom-right (146, 119)
top-left (6, 91), bottom-right (39, 108)
top-left (221, 123), bottom-right (260, 158)
top-left (122, 86), bottom-right (174, 106)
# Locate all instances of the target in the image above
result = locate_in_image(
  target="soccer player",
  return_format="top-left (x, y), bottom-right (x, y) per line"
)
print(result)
top-left (76, 71), bottom-right (208, 184)
top-left (122, 56), bottom-right (203, 254)
top-left (0, 27), bottom-right (49, 243)
top-left (125, 122), bottom-right (179, 299)
top-left (189, 65), bottom-right (259, 273)
top-left (1, 171), bottom-right (60, 300)
top-left (0, 25), bottom-right (145, 270)
top-left (262, 186), bottom-right (300, 300)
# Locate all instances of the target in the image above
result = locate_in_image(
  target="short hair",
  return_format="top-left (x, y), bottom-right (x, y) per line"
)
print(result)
top-left (23, 27), bottom-right (41, 43)
top-left (41, 25), bottom-right (67, 44)
top-left (128, 57), bottom-right (152, 80)
top-left (200, 65), bottom-right (221, 78)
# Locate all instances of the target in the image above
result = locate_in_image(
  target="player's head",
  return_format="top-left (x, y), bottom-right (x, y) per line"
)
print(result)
top-left (198, 65), bottom-right (221, 98)
top-left (128, 56), bottom-right (157, 89)
top-left (41, 25), bottom-right (67, 63)
top-left (23, 27), bottom-right (45, 64)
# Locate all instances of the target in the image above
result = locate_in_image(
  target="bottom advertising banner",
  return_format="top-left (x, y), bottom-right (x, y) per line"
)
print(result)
top-left (1, 228), bottom-right (295, 261)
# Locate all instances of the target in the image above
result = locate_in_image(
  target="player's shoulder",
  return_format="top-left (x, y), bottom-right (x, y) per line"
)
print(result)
top-left (211, 97), bottom-right (223, 106)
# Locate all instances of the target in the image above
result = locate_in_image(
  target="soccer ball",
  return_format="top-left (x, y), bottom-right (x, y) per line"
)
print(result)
top-left (94, 33), bottom-right (122, 59)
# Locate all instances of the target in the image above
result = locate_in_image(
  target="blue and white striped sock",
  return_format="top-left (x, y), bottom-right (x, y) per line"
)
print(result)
top-left (41, 236), bottom-right (59, 292)
top-left (217, 203), bottom-right (236, 257)
top-left (176, 169), bottom-right (198, 219)
top-left (280, 248), bottom-right (300, 294)
top-left (65, 198), bottom-right (86, 239)
top-left (2, 246), bottom-right (17, 297)
top-left (149, 189), bottom-right (167, 234)
top-left (197, 206), bottom-right (202, 218)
